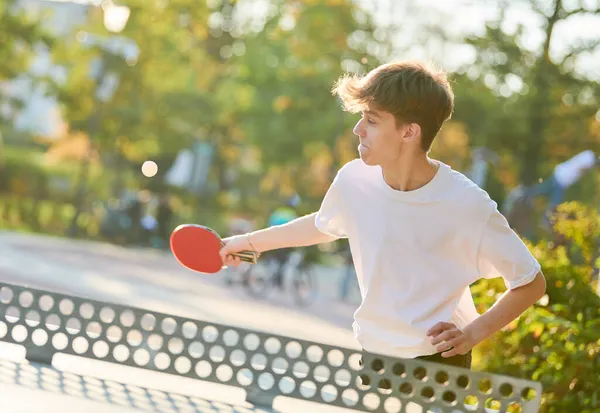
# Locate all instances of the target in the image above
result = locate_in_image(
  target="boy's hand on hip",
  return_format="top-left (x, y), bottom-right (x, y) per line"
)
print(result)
top-left (426, 322), bottom-right (480, 358)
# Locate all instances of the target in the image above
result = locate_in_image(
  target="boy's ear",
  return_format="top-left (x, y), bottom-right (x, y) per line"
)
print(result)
top-left (401, 123), bottom-right (421, 143)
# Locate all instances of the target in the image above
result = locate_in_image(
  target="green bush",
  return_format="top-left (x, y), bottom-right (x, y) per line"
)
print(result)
top-left (0, 196), bottom-right (88, 236)
top-left (473, 202), bottom-right (600, 413)
top-left (0, 149), bottom-right (47, 197)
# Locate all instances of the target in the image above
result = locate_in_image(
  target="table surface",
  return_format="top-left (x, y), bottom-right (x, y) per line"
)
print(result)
top-left (0, 343), bottom-right (366, 413)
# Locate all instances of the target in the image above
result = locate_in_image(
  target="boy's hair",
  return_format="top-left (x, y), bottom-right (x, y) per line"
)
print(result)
top-left (333, 61), bottom-right (454, 151)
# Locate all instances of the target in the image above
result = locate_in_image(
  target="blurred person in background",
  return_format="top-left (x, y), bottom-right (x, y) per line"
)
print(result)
top-left (266, 194), bottom-right (301, 289)
top-left (504, 150), bottom-right (600, 232)
top-left (527, 150), bottom-right (600, 211)
top-left (156, 193), bottom-right (173, 248)
top-left (125, 192), bottom-right (144, 244)
top-left (466, 147), bottom-right (499, 190)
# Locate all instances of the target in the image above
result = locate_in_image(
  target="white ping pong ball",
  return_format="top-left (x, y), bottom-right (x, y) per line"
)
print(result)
top-left (141, 160), bottom-right (158, 177)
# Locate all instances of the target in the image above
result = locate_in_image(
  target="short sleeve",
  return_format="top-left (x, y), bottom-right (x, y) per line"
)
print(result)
top-left (315, 174), bottom-right (347, 239)
top-left (477, 209), bottom-right (541, 290)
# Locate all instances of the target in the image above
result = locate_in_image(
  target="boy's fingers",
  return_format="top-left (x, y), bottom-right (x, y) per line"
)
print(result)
top-left (427, 321), bottom-right (455, 336)
top-left (430, 329), bottom-right (458, 345)
top-left (219, 247), bottom-right (229, 261)
top-left (441, 347), bottom-right (459, 358)
top-left (219, 248), bottom-right (233, 265)
top-left (228, 255), bottom-right (241, 267)
top-left (436, 336), bottom-right (462, 352)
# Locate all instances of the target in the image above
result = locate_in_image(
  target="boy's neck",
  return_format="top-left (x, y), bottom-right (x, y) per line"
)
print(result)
top-left (381, 152), bottom-right (439, 192)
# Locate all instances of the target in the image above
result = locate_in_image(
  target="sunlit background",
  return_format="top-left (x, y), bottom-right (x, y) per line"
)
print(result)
top-left (0, 0), bottom-right (599, 411)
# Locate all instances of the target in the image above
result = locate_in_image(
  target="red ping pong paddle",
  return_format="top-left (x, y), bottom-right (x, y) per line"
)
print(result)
top-left (170, 224), bottom-right (258, 274)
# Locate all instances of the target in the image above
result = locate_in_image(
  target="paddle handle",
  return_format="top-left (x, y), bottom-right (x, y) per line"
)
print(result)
top-left (230, 250), bottom-right (259, 264)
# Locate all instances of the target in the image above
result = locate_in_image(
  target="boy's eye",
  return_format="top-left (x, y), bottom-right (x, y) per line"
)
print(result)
top-left (361, 112), bottom-right (376, 125)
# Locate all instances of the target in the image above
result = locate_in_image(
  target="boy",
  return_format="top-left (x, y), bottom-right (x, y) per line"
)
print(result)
top-left (220, 61), bottom-right (546, 369)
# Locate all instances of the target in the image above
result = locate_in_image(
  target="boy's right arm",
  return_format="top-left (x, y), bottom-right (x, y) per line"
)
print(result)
top-left (219, 212), bottom-right (337, 265)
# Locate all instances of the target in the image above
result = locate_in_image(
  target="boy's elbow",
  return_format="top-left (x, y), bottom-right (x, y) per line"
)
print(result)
top-left (530, 271), bottom-right (546, 300)
top-left (513, 271), bottom-right (546, 301)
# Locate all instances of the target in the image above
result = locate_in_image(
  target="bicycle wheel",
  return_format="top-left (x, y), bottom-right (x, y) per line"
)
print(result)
top-left (244, 260), bottom-right (275, 299)
top-left (291, 266), bottom-right (317, 307)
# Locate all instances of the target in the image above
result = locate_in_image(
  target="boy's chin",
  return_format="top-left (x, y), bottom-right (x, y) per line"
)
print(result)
top-left (359, 155), bottom-right (378, 166)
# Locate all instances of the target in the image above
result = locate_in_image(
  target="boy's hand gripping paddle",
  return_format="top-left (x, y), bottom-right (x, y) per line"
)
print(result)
top-left (170, 224), bottom-right (258, 274)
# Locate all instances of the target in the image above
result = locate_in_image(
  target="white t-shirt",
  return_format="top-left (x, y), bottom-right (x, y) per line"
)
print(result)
top-left (553, 150), bottom-right (597, 188)
top-left (315, 159), bottom-right (540, 358)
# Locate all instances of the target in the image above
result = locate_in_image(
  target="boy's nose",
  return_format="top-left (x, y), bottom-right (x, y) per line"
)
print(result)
top-left (353, 120), bottom-right (366, 137)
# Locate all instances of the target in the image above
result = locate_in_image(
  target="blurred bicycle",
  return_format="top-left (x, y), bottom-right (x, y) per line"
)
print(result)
top-left (244, 248), bottom-right (318, 307)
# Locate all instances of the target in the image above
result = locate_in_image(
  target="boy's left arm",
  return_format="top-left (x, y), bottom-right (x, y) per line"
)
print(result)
top-left (428, 271), bottom-right (546, 358)
top-left (428, 207), bottom-right (546, 358)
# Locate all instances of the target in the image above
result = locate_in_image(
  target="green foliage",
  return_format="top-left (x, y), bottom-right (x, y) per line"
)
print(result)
top-left (0, 0), bottom-right (53, 127)
top-left (458, 0), bottom-right (600, 185)
top-left (0, 146), bottom-right (50, 197)
top-left (0, 132), bottom-right (4, 172)
top-left (0, 196), bottom-right (78, 234)
top-left (233, 1), bottom-right (377, 165)
top-left (473, 202), bottom-right (600, 412)
top-left (0, 0), bottom-right (52, 80)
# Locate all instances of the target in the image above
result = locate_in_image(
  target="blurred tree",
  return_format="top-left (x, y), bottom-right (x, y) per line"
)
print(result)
top-left (227, 0), bottom-right (385, 209)
top-left (0, 0), bottom-right (53, 196)
top-left (0, 0), bottom-right (53, 132)
top-left (0, 130), bottom-right (4, 190)
top-left (462, 0), bottom-right (600, 185)
top-left (50, 0), bottom-right (226, 205)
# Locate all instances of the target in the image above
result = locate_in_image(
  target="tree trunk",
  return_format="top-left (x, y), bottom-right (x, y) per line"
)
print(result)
top-left (521, 0), bottom-right (562, 185)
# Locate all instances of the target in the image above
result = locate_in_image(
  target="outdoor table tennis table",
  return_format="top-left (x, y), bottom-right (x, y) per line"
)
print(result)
top-left (0, 281), bottom-right (542, 412)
